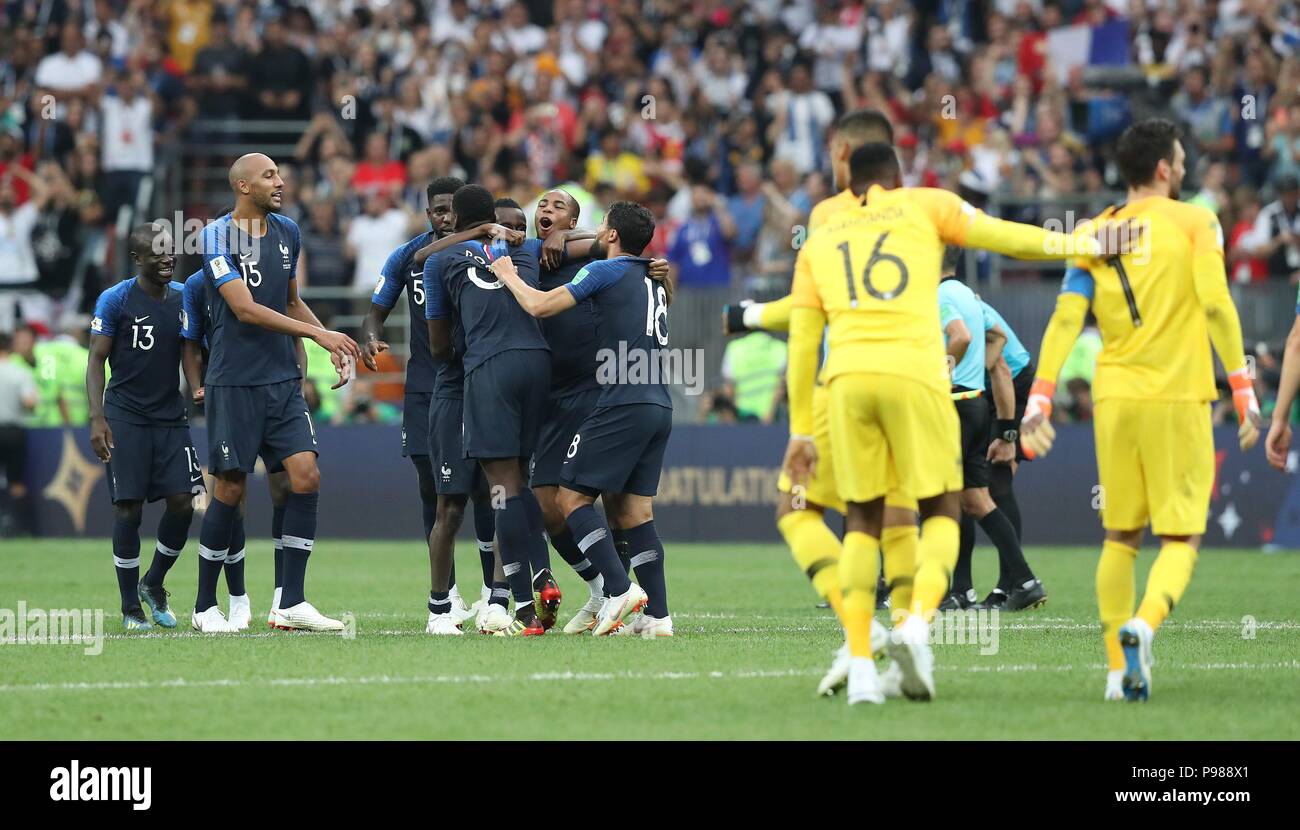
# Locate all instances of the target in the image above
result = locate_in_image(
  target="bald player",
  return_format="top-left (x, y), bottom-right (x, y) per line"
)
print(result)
top-left (192, 153), bottom-right (361, 632)
top-left (721, 109), bottom-right (917, 695)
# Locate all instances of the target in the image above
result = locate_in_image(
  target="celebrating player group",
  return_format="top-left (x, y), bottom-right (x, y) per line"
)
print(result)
top-left (87, 110), bottom-right (1262, 703)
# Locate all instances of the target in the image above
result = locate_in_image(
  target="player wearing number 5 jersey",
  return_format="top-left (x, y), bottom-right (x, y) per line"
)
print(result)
top-left (1022, 120), bottom-right (1259, 703)
top-left (87, 223), bottom-right (201, 632)
top-left (491, 201), bottom-right (671, 638)
top-left (784, 143), bottom-right (1128, 704)
top-left (194, 153), bottom-right (361, 633)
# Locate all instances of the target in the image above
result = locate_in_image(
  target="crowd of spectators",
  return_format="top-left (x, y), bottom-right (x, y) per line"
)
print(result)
top-left (2, 0), bottom-right (1300, 432)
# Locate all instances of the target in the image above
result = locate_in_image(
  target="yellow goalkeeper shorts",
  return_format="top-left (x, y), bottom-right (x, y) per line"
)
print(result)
top-left (1094, 398), bottom-right (1213, 536)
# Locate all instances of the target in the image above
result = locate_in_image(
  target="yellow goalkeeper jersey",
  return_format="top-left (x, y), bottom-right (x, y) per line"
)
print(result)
top-left (1073, 196), bottom-right (1225, 403)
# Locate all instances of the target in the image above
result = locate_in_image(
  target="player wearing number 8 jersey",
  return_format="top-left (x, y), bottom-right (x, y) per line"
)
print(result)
top-left (784, 143), bottom-right (1125, 704)
top-left (491, 201), bottom-right (671, 638)
top-left (1022, 120), bottom-right (1258, 703)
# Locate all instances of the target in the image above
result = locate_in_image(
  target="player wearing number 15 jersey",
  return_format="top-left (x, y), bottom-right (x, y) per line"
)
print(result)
top-left (784, 143), bottom-right (1122, 704)
top-left (491, 201), bottom-right (670, 638)
top-left (1022, 120), bottom-right (1258, 703)
top-left (87, 223), bottom-right (200, 631)
top-left (194, 152), bottom-right (360, 633)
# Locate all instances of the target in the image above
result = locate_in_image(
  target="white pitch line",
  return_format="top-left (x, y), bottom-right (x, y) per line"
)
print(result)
top-left (2, 661), bottom-right (1298, 695)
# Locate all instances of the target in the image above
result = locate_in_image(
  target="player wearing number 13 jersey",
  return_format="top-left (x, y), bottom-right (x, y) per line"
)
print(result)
top-left (785, 143), bottom-right (1117, 703)
top-left (87, 223), bottom-right (200, 631)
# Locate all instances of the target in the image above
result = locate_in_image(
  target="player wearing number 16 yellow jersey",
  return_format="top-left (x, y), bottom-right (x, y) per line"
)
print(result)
top-left (782, 142), bottom-right (1127, 705)
top-left (1020, 120), bottom-right (1259, 703)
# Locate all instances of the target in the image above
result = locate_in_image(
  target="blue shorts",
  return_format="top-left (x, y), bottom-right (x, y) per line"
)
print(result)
top-left (206, 380), bottom-right (318, 474)
top-left (531, 388), bottom-right (600, 488)
top-left (427, 395), bottom-right (483, 496)
top-left (462, 349), bottom-right (550, 461)
top-left (560, 403), bottom-right (672, 497)
top-left (106, 419), bottom-right (203, 503)
top-left (402, 391), bottom-right (432, 458)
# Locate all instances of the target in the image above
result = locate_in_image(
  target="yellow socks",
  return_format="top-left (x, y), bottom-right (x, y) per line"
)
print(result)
top-left (1096, 539), bottom-right (1138, 671)
top-left (840, 531), bottom-right (881, 657)
top-left (1137, 540), bottom-right (1198, 632)
top-left (910, 515), bottom-right (960, 622)
top-left (881, 524), bottom-right (917, 624)
top-left (777, 509), bottom-right (843, 616)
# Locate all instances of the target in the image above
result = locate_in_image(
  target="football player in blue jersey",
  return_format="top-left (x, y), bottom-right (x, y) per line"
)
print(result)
top-left (193, 153), bottom-right (361, 632)
top-left (181, 264), bottom-right (300, 630)
top-left (490, 201), bottom-right (674, 638)
top-left (87, 223), bottom-right (201, 631)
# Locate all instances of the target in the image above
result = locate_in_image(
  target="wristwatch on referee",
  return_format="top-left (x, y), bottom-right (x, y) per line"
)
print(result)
top-left (998, 419), bottom-right (1019, 443)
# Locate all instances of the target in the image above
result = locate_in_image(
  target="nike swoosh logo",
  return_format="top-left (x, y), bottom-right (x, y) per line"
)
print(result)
top-left (134, 316), bottom-right (149, 322)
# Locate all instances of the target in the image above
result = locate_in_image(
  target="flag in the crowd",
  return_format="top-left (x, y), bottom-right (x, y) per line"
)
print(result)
top-left (1046, 19), bottom-right (1131, 85)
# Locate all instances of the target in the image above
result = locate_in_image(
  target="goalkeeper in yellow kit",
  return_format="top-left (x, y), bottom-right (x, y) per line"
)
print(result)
top-left (783, 142), bottom-right (1129, 705)
top-left (1020, 119), bottom-right (1259, 703)
top-left (722, 109), bottom-right (922, 698)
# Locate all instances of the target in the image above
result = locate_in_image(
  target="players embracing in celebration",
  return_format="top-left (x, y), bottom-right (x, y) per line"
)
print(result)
top-left (193, 153), bottom-right (361, 632)
top-left (87, 223), bottom-right (201, 631)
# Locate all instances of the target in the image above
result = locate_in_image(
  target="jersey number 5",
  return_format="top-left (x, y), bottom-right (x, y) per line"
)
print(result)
top-left (838, 233), bottom-right (909, 307)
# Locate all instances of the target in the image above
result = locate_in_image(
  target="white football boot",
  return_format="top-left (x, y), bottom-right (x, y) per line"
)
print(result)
top-left (1118, 617), bottom-right (1155, 702)
top-left (593, 583), bottom-right (647, 636)
top-left (228, 594), bottom-right (251, 631)
top-left (191, 605), bottom-right (237, 633)
top-left (819, 620), bottom-right (891, 697)
top-left (887, 613), bottom-right (935, 701)
top-left (478, 603), bottom-right (514, 635)
top-left (426, 612), bottom-right (464, 635)
top-left (846, 657), bottom-right (885, 705)
top-left (267, 587), bottom-right (283, 628)
top-left (448, 585), bottom-right (473, 623)
top-left (617, 613), bottom-right (673, 638)
top-left (879, 660), bottom-right (905, 699)
top-left (273, 601), bottom-right (345, 632)
top-left (562, 596), bottom-right (605, 634)
top-left (1104, 669), bottom-right (1125, 701)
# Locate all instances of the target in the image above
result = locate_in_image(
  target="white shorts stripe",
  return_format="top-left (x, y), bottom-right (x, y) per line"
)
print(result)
top-left (198, 545), bottom-right (228, 562)
top-left (281, 535), bottom-right (314, 552)
top-left (576, 528), bottom-right (607, 553)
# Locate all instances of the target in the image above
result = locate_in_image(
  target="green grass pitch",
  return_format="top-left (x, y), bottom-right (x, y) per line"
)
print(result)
top-left (1, 539), bottom-right (1297, 740)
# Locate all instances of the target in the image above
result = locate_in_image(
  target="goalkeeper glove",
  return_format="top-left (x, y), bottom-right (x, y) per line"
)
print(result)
top-left (722, 300), bottom-right (754, 335)
top-left (1020, 378), bottom-right (1057, 459)
top-left (1229, 367), bottom-right (1261, 451)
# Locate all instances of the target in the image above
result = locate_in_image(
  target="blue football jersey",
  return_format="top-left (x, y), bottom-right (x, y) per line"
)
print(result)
top-left (534, 243), bottom-right (602, 399)
top-left (980, 300), bottom-right (1031, 379)
top-left (200, 212), bottom-right (302, 387)
top-left (90, 277), bottom-right (188, 426)
top-left (181, 270), bottom-right (209, 348)
top-left (938, 278), bottom-right (986, 392)
top-left (565, 256), bottom-right (671, 410)
top-left (372, 231), bottom-right (437, 394)
top-left (424, 239), bottom-right (549, 377)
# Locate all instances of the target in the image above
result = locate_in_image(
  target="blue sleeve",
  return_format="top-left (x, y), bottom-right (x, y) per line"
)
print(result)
top-left (423, 251), bottom-right (448, 320)
top-left (90, 283), bottom-right (124, 337)
top-left (565, 259), bottom-right (622, 303)
top-left (520, 238), bottom-right (544, 259)
top-left (1061, 266), bottom-right (1095, 301)
top-left (371, 244), bottom-right (408, 310)
top-left (181, 274), bottom-right (205, 341)
top-left (287, 217), bottom-right (302, 278)
top-left (202, 220), bottom-right (240, 288)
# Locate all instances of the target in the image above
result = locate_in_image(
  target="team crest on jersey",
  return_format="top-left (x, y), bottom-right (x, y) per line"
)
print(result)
top-left (180, 310), bottom-right (188, 330)
top-left (280, 243), bottom-right (291, 268)
top-left (221, 443), bottom-right (230, 459)
top-left (440, 464), bottom-right (452, 481)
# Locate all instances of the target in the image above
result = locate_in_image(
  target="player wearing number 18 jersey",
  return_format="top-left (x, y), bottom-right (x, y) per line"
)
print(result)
top-left (87, 224), bottom-right (200, 631)
top-left (784, 143), bottom-right (1120, 704)
top-left (491, 201), bottom-right (669, 638)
